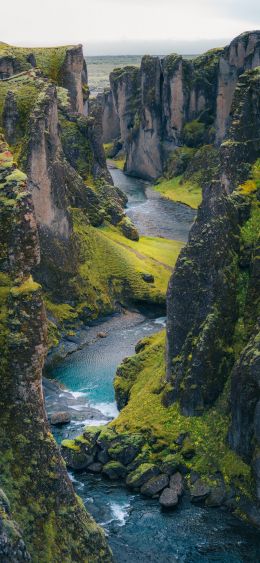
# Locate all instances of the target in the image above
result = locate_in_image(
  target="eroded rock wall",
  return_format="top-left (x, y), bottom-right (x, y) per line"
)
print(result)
top-left (103, 31), bottom-right (260, 180)
top-left (0, 137), bottom-right (111, 561)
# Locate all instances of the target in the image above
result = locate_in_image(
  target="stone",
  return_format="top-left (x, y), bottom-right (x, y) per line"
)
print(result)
top-left (160, 456), bottom-right (180, 476)
top-left (169, 472), bottom-right (184, 497)
top-left (88, 462), bottom-right (103, 474)
top-left (102, 461), bottom-right (127, 480)
top-left (97, 331), bottom-right (107, 338)
top-left (206, 480), bottom-right (226, 507)
top-left (141, 273), bottom-right (154, 283)
top-left (190, 479), bottom-right (211, 503)
top-left (50, 411), bottom-right (71, 425)
top-left (126, 463), bottom-right (160, 489)
top-left (159, 488), bottom-right (179, 509)
top-left (140, 474), bottom-right (169, 497)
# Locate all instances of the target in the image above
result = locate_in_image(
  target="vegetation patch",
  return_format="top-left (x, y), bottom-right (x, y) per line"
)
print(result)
top-left (153, 175), bottom-right (202, 209)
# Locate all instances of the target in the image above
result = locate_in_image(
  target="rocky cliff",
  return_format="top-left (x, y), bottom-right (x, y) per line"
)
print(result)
top-left (102, 31), bottom-right (260, 180)
top-left (0, 42), bottom-right (88, 112)
top-left (165, 64), bottom-right (260, 523)
top-left (0, 136), bottom-right (111, 561)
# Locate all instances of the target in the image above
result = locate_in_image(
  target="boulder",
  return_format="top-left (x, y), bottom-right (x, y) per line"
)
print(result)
top-left (61, 440), bottom-right (94, 470)
top-left (190, 479), bottom-right (211, 502)
top-left (159, 488), bottom-right (179, 509)
top-left (160, 455), bottom-right (181, 475)
top-left (108, 435), bottom-right (143, 466)
top-left (97, 331), bottom-right (107, 338)
top-left (88, 462), bottom-right (103, 473)
top-left (102, 461), bottom-right (127, 480)
top-left (169, 472), bottom-right (184, 497)
top-left (50, 411), bottom-right (71, 425)
top-left (141, 273), bottom-right (154, 283)
top-left (126, 463), bottom-right (160, 489)
top-left (206, 479), bottom-right (226, 507)
top-left (140, 474), bottom-right (169, 497)
top-left (119, 217), bottom-right (139, 241)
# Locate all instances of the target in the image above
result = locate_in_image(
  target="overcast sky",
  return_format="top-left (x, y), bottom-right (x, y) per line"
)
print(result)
top-left (1, 0), bottom-right (259, 55)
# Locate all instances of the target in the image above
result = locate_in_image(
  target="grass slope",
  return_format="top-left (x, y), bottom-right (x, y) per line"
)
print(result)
top-left (112, 331), bottom-right (252, 497)
top-left (153, 175), bottom-right (202, 209)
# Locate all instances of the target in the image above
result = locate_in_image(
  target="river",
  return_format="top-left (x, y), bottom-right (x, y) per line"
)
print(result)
top-left (46, 168), bottom-right (260, 562)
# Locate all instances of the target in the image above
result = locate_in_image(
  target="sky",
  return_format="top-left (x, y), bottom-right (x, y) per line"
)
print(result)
top-left (0, 0), bottom-right (259, 55)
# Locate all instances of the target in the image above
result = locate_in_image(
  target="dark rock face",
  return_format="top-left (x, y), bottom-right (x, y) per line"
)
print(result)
top-left (165, 61), bottom-right (260, 524)
top-left (102, 31), bottom-right (260, 180)
top-left (228, 328), bottom-right (260, 499)
top-left (166, 181), bottom-right (240, 415)
top-left (140, 474), bottom-right (169, 497)
top-left (2, 91), bottom-right (20, 145)
top-left (0, 138), bottom-right (111, 561)
top-left (166, 65), bottom-right (260, 414)
top-left (101, 89), bottom-right (120, 143)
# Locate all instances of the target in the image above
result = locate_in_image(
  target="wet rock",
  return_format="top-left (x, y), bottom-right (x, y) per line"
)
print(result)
top-left (140, 474), bottom-right (169, 497)
top-left (160, 455), bottom-right (181, 475)
top-left (88, 462), bottom-right (103, 474)
top-left (206, 479), bottom-right (226, 507)
top-left (61, 440), bottom-right (94, 470)
top-left (190, 479), bottom-right (211, 503)
top-left (169, 472), bottom-right (184, 497)
top-left (102, 461), bottom-right (127, 480)
top-left (97, 449), bottom-right (110, 464)
top-left (126, 463), bottom-right (160, 489)
top-left (159, 488), bottom-right (179, 509)
top-left (97, 331), bottom-right (108, 338)
top-left (107, 434), bottom-right (143, 466)
top-left (141, 273), bottom-right (154, 283)
top-left (50, 411), bottom-right (71, 425)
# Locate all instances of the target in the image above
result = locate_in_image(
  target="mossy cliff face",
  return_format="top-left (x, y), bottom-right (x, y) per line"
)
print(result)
top-left (0, 138), bottom-right (111, 561)
top-left (102, 31), bottom-right (260, 180)
top-left (0, 42), bottom-right (88, 112)
top-left (165, 65), bottom-right (260, 523)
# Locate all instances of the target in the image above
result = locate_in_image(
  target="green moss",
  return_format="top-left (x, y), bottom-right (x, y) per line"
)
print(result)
top-left (61, 439), bottom-right (81, 452)
top-left (0, 44), bottom-right (69, 83)
top-left (11, 276), bottom-right (41, 296)
top-left (182, 120), bottom-right (205, 147)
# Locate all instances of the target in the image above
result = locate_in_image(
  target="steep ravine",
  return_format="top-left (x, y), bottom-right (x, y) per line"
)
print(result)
top-left (48, 167), bottom-right (260, 562)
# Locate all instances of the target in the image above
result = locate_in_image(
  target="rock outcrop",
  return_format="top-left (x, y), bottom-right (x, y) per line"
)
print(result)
top-left (102, 31), bottom-right (260, 180)
top-left (165, 64), bottom-right (260, 523)
top-left (0, 137), bottom-right (111, 561)
top-left (0, 43), bottom-right (88, 114)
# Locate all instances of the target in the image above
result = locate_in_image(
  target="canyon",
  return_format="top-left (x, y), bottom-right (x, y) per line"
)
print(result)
top-left (0, 30), bottom-right (259, 562)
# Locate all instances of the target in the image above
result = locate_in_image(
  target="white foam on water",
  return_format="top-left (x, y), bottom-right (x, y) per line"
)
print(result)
top-left (93, 401), bottom-right (119, 418)
top-left (68, 472), bottom-right (84, 490)
top-left (80, 418), bottom-right (107, 427)
top-left (154, 316), bottom-right (167, 326)
top-left (110, 501), bottom-right (131, 526)
top-left (69, 391), bottom-right (86, 399)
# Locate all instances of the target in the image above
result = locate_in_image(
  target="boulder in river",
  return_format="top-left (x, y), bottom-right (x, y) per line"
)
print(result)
top-left (50, 411), bottom-right (71, 425)
top-left (190, 479), bottom-right (211, 503)
top-left (159, 488), bottom-right (179, 509)
top-left (140, 474), bottom-right (169, 497)
top-left (102, 461), bottom-right (127, 480)
top-left (126, 463), bottom-right (160, 489)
